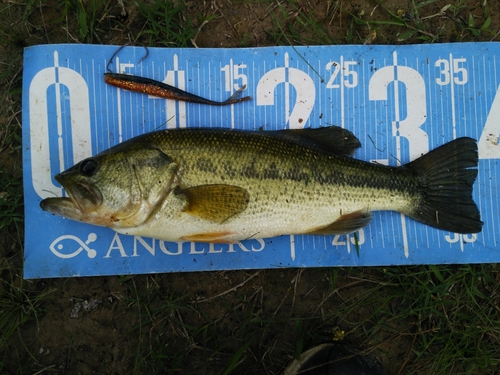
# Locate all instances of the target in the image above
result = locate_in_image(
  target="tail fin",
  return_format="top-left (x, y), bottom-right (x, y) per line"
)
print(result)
top-left (404, 137), bottom-right (482, 234)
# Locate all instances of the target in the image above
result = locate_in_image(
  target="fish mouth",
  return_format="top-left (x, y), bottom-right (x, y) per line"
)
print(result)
top-left (40, 177), bottom-right (103, 219)
top-left (40, 195), bottom-right (111, 227)
top-left (40, 197), bottom-right (83, 220)
top-left (57, 172), bottom-right (103, 210)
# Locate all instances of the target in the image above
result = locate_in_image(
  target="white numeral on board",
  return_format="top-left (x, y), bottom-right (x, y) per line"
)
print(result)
top-left (435, 57), bottom-right (468, 86)
top-left (221, 61), bottom-right (248, 91)
top-left (256, 53), bottom-right (315, 128)
top-left (332, 229), bottom-right (365, 248)
top-left (326, 60), bottom-right (358, 88)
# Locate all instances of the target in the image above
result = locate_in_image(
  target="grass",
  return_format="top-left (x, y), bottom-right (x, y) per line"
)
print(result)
top-left (267, 1), bottom-right (340, 45)
top-left (0, 267), bottom-right (55, 373)
top-left (134, 0), bottom-right (199, 47)
top-left (0, 170), bottom-right (23, 233)
top-left (1, 0), bottom-right (500, 374)
top-left (339, 266), bottom-right (500, 374)
top-left (123, 277), bottom-right (192, 374)
top-left (117, 265), bottom-right (500, 373)
top-left (59, 0), bottom-right (113, 43)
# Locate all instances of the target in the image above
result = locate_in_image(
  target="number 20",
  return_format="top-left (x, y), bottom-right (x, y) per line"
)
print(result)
top-left (332, 229), bottom-right (365, 246)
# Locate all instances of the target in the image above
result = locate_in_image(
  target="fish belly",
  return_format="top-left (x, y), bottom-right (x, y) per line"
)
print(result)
top-left (115, 179), bottom-right (411, 242)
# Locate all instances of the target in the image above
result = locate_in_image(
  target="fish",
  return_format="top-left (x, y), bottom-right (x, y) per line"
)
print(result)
top-left (40, 126), bottom-right (482, 243)
top-left (104, 73), bottom-right (252, 105)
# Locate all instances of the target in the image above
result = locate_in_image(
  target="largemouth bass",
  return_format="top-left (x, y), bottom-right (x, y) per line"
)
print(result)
top-left (40, 126), bottom-right (482, 242)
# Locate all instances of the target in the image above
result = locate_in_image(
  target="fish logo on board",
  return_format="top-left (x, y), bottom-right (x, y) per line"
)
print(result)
top-left (49, 233), bottom-right (97, 259)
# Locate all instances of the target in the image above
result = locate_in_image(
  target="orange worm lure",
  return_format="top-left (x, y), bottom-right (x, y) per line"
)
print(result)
top-left (104, 73), bottom-right (252, 106)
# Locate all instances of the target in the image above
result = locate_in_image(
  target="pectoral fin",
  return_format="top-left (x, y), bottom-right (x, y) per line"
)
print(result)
top-left (306, 210), bottom-right (372, 235)
top-left (176, 184), bottom-right (250, 223)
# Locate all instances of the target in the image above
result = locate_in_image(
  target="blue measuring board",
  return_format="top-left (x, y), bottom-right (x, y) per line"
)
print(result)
top-left (22, 43), bottom-right (500, 279)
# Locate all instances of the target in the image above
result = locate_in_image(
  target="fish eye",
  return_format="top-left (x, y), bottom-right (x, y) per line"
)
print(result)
top-left (79, 158), bottom-right (99, 177)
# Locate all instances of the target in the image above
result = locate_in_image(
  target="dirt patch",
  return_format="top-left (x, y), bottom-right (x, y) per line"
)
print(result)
top-left (7, 269), bottom-right (410, 374)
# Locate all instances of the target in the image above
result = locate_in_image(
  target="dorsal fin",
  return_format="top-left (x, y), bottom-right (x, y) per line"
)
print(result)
top-left (274, 126), bottom-right (361, 156)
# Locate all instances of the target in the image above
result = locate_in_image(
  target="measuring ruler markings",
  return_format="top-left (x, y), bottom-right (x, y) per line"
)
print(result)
top-left (23, 44), bottom-right (500, 278)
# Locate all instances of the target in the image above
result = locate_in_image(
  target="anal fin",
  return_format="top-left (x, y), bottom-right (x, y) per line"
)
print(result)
top-left (181, 231), bottom-right (235, 243)
top-left (306, 210), bottom-right (372, 235)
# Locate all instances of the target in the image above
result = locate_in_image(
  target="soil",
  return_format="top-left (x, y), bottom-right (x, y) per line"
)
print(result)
top-left (1, 0), bottom-right (500, 374)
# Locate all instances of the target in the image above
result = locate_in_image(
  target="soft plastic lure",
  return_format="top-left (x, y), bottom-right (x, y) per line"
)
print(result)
top-left (104, 73), bottom-right (252, 106)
